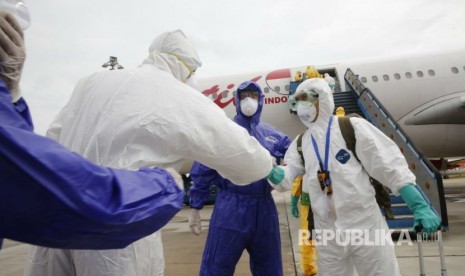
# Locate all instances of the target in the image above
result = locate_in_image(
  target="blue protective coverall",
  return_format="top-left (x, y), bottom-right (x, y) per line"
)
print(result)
top-left (0, 80), bottom-right (183, 249)
top-left (189, 81), bottom-right (291, 275)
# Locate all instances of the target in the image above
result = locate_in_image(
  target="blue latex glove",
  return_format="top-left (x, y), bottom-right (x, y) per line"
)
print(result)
top-left (399, 184), bottom-right (441, 235)
top-left (267, 166), bottom-right (284, 184)
top-left (290, 195), bottom-right (299, 218)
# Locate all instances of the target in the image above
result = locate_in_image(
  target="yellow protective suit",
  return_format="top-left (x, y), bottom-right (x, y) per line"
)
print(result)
top-left (291, 176), bottom-right (318, 276)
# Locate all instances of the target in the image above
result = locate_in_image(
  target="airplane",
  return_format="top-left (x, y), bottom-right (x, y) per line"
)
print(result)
top-left (180, 49), bottom-right (465, 175)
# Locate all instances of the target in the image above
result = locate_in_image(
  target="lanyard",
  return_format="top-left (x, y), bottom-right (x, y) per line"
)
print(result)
top-left (311, 116), bottom-right (334, 171)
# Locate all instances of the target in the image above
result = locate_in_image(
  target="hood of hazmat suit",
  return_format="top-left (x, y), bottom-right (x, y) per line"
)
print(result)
top-left (145, 30), bottom-right (201, 83)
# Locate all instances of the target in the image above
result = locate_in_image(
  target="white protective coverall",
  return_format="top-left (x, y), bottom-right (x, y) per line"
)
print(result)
top-left (24, 30), bottom-right (272, 276)
top-left (273, 78), bottom-right (415, 276)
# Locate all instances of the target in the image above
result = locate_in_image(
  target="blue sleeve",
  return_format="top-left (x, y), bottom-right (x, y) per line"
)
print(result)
top-left (276, 134), bottom-right (291, 162)
top-left (189, 161), bottom-right (219, 209)
top-left (13, 97), bottom-right (34, 128)
top-left (0, 81), bottom-right (33, 131)
top-left (0, 81), bottom-right (183, 249)
top-left (260, 123), bottom-right (291, 163)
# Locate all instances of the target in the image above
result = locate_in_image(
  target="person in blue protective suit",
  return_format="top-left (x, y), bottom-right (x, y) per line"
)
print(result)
top-left (188, 81), bottom-right (291, 276)
top-left (268, 78), bottom-right (441, 276)
top-left (0, 12), bottom-right (184, 250)
top-left (25, 30), bottom-right (275, 275)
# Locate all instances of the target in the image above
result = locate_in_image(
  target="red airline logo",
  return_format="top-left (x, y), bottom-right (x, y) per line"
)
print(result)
top-left (201, 69), bottom-right (291, 109)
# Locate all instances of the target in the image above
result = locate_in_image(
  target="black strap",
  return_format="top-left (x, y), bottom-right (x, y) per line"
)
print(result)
top-left (297, 133), bottom-right (305, 165)
top-left (337, 115), bottom-right (394, 219)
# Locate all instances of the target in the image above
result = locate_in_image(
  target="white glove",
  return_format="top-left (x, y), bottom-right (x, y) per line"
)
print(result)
top-left (0, 12), bottom-right (25, 102)
top-left (188, 209), bottom-right (201, 235)
top-left (164, 167), bottom-right (184, 190)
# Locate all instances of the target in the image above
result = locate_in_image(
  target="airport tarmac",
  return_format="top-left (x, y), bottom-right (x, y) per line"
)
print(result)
top-left (1, 177), bottom-right (465, 276)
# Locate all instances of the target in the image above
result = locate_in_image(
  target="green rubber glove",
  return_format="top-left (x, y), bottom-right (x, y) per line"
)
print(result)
top-left (399, 183), bottom-right (441, 235)
top-left (267, 166), bottom-right (284, 184)
top-left (290, 195), bottom-right (300, 218)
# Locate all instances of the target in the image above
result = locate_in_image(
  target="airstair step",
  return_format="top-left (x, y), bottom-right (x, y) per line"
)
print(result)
top-left (391, 205), bottom-right (412, 216)
top-left (390, 196), bottom-right (406, 204)
top-left (333, 91), bottom-right (363, 116)
top-left (387, 217), bottom-right (414, 229)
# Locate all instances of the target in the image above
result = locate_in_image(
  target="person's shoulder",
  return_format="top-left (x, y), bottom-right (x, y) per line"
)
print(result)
top-left (348, 116), bottom-right (381, 136)
top-left (78, 71), bottom-right (100, 82)
top-left (347, 115), bottom-right (369, 126)
top-left (81, 69), bottom-right (129, 84)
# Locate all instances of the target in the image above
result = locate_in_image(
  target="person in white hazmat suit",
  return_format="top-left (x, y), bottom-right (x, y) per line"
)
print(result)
top-left (25, 30), bottom-right (273, 276)
top-left (267, 78), bottom-right (441, 275)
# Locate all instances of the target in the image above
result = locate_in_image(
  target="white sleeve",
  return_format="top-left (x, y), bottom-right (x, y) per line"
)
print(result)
top-left (176, 90), bottom-right (273, 185)
top-left (46, 105), bottom-right (68, 141)
top-left (352, 118), bottom-right (416, 195)
top-left (271, 136), bottom-right (306, 192)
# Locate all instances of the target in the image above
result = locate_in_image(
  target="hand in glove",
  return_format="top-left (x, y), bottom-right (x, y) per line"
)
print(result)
top-left (164, 167), bottom-right (184, 191)
top-left (290, 195), bottom-right (300, 218)
top-left (188, 208), bottom-right (201, 235)
top-left (0, 12), bottom-right (26, 102)
top-left (399, 184), bottom-right (441, 235)
top-left (267, 166), bottom-right (284, 185)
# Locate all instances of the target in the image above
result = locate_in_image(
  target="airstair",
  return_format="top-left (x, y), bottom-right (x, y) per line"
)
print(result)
top-left (290, 69), bottom-right (448, 232)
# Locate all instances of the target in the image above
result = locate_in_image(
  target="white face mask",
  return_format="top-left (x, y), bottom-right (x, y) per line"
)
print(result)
top-left (297, 102), bottom-right (317, 127)
top-left (185, 74), bottom-right (198, 90)
top-left (240, 98), bottom-right (258, 117)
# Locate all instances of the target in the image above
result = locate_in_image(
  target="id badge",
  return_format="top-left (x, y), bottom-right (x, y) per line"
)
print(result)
top-left (317, 170), bottom-right (332, 195)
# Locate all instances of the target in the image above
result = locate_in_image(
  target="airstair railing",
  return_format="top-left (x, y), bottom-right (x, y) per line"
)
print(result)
top-left (344, 68), bottom-right (448, 230)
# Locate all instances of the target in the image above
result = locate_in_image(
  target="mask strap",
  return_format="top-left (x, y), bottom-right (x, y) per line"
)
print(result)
top-left (160, 51), bottom-right (195, 82)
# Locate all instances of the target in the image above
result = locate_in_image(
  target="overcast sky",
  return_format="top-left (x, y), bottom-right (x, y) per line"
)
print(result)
top-left (20, 0), bottom-right (465, 135)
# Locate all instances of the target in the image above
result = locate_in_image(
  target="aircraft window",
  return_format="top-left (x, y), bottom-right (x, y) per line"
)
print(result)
top-left (383, 74), bottom-right (389, 81)
top-left (463, 66), bottom-right (465, 72)
top-left (264, 87), bottom-right (270, 93)
top-left (394, 73), bottom-right (401, 80)
top-left (451, 67), bottom-right (459, 74)
top-left (222, 91), bottom-right (228, 98)
top-left (417, 71), bottom-right (424, 78)
top-left (428, 70), bottom-right (435, 76)
top-left (233, 91), bottom-right (237, 98)
top-left (372, 76), bottom-right (379, 82)
top-left (285, 85), bottom-right (290, 92)
top-left (361, 77), bottom-right (367, 83)
top-left (275, 86), bottom-right (281, 92)
top-left (212, 93), bottom-right (218, 100)
top-left (405, 72), bottom-right (412, 79)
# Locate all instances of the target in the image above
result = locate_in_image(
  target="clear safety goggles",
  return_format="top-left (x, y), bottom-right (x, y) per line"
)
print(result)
top-left (239, 90), bottom-right (259, 100)
top-left (288, 89), bottom-right (319, 112)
